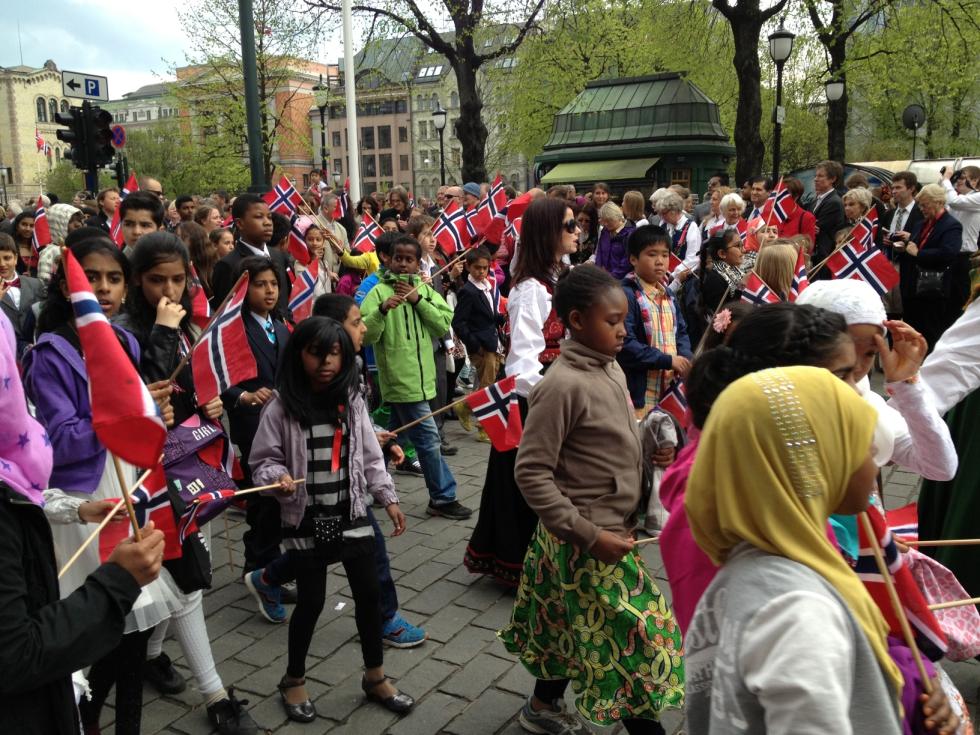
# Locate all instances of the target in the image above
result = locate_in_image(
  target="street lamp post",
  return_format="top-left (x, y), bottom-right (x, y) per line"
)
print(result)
top-left (313, 74), bottom-right (330, 176)
top-left (824, 78), bottom-right (845, 162)
top-left (432, 104), bottom-right (448, 186)
top-left (767, 20), bottom-right (795, 183)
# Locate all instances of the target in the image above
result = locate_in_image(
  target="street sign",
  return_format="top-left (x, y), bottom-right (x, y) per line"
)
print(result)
top-left (111, 125), bottom-right (126, 149)
top-left (61, 70), bottom-right (109, 102)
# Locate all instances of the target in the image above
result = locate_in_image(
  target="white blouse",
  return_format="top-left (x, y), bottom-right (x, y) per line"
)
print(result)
top-left (919, 297), bottom-right (980, 414)
top-left (505, 278), bottom-right (554, 398)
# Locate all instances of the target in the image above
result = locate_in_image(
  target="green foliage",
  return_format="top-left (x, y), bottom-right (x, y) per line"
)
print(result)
top-left (43, 163), bottom-right (115, 202)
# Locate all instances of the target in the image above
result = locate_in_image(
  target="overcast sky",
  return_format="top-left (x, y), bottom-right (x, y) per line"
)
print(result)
top-left (1, 1), bottom-right (344, 99)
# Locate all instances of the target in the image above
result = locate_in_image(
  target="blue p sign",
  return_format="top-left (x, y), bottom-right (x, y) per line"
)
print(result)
top-left (85, 79), bottom-right (100, 96)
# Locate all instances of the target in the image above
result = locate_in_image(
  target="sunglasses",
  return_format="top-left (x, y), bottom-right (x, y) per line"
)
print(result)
top-left (563, 219), bottom-right (578, 234)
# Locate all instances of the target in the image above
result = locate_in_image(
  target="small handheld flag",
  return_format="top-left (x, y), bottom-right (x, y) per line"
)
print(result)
top-left (827, 242), bottom-right (899, 296)
top-left (353, 213), bottom-right (384, 253)
top-left (188, 263), bottom-right (212, 330)
top-left (789, 247), bottom-right (808, 301)
top-left (263, 176), bottom-right (304, 216)
top-left (289, 260), bottom-right (318, 324)
top-left (109, 207), bottom-right (124, 248)
top-left (760, 178), bottom-right (798, 225)
top-left (32, 196), bottom-right (52, 258)
top-left (122, 173), bottom-right (140, 198)
top-left (740, 271), bottom-right (781, 305)
top-left (287, 214), bottom-right (312, 265)
top-left (433, 200), bottom-right (472, 257)
top-left (656, 379), bottom-right (688, 425)
top-left (462, 375), bottom-right (523, 451)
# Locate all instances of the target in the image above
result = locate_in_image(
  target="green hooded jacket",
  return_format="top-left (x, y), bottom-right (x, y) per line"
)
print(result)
top-left (361, 272), bottom-right (453, 403)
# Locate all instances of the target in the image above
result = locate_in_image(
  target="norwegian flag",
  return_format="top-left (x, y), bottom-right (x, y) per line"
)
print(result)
top-left (353, 213), bottom-right (384, 253)
top-left (289, 260), bottom-right (318, 324)
top-left (711, 218), bottom-right (748, 243)
top-left (263, 175), bottom-right (304, 216)
top-left (469, 175), bottom-right (507, 236)
top-left (506, 191), bottom-right (533, 222)
top-left (657, 379), bottom-right (689, 425)
top-left (32, 196), bottom-right (52, 258)
top-left (827, 242), bottom-right (899, 296)
top-left (191, 272), bottom-right (258, 405)
top-left (433, 200), bottom-right (473, 257)
top-left (486, 268), bottom-right (504, 315)
top-left (759, 178), bottom-right (797, 225)
top-left (504, 217), bottom-right (522, 254)
top-left (789, 247), bottom-right (808, 302)
top-left (740, 271), bottom-right (781, 305)
top-left (287, 214), bottom-right (312, 265)
top-left (107, 207), bottom-right (124, 248)
top-left (35, 128), bottom-right (51, 155)
top-left (179, 488), bottom-right (238, 544)
top-left (121, 173), bottom-right (139, 198)
top-left (867, 207), bottom-right (879, 239)
top-left (886, 502), bottom-right (918, 542)
top-left (188, 263), bottom-right (212, 330)
top-left (850, 216), bottom-right (875, 251)
top-left (856, 507), bottom-right (947, 660)
top-left (463, 375), bottom-right (523, 451)
top-left (483, 204), bottom-right (509, 246)
top-left (65, 249), bottom-right (166, 468)
top-left (99, 465), bottom-right (183, 561)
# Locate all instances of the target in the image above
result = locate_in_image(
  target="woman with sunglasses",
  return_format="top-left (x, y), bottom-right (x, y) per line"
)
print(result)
top-left (464, 198), bottom-right (580, 587)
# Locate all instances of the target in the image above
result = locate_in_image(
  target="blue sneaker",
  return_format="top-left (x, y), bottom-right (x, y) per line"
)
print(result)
top-left (244, 569), bottom-right (287, 624)
top-left (382, 613), bottom-right (427, 648)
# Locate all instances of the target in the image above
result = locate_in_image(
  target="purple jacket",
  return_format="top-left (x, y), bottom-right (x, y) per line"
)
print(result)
top-left (22, 329), bottom-right (142, 494)
top-left (594, 224), bottom-right (636, 279)
top-left (249, 389), bottom-right (398, 527)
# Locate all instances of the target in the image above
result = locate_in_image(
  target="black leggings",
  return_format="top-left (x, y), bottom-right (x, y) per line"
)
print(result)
top-left (285, 549), bottom-right (383, 678)
top-left (533, 679), bottom-right (665, 735)
top-left (79, 627), bottom-right (153, 734)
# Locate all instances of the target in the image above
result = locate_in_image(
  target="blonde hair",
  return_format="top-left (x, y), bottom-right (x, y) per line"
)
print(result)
top-left (621, 191), bottom-right (646, 222)
top-left (753, 243), bottom-right (797, 298)
top-left (842, 187), bottom-right (872, 215)
top-left (916, 183), bottom-right (946, 208)
top-left (599, 202), bottom-right (625, 225)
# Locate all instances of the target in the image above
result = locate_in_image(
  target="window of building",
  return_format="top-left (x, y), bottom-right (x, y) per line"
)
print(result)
top-left (333, 158), bottom-right (343, 175)
top-left (379, 154), bottom-right (393, 177)
top-left (362, 154), bottom-right (377, 177)
top-left (670, 168), bottom-right (691, 188)
top-left (396, 99), bottom-right (407, 113)
top-left (451, 148), bottom-right (461, 166)
top-left (399, 154), bottom-right (409, 171)
top-left (378, 125), bottom-right (391, 149)
top-left (60, 100), bottom-right (69, 113)
top-left (361, 127), bottom-right (375, 149)
top-left (36, 98), bottom-right (47, 122)
top-left (398, 126), bottom-right (408, 143)
top-left (332, 131), bottom-right (342, 148)
top-left (48, 99), bottom-right (58, 120)
top-left (430, 93), bottom-right (439, 111)
top-left (416, 95), bottom-right (424, 112)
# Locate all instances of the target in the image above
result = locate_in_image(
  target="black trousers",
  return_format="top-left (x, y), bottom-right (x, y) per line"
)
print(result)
top-left (243, 495), bottom-right (283, 572)
top-left (78, 627), bottom-right (153, 734)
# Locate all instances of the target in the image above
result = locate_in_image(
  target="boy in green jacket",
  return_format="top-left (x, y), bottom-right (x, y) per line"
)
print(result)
top-left (361, 235), bottom-right (472, 520)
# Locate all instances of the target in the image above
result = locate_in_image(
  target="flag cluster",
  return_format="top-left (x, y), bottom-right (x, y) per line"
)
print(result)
top-left (826, 216), bottom-right (898, 296)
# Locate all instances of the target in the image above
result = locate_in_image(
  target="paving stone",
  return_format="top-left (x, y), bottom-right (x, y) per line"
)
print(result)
top-left (398, 560), bottom-right (456, 591)
top-left (454, 577), bottom-right (508, 611)
top-left (318, 702), bottom-right (400, 734)
top-left (306, 641), bottom-right (362, 685)
top-left (432, 625), bottom-right (497, 666)
top-left (139, 697), bottom-right (195, 734)
top-left (389, 542), bottom-right (440, 572)
top-left (422, 604), bottom-right (478, 643)
top-left (394, 657), bottom-right (457, 700)
top-left (233, 625), bottom-right (290, 667)
top-left (232, 654), bottom-right (289, 697)
top-left (470, 594), bottom-right (516, 631)
top-left (208, 631), bottom-right (256, 665)
top-left (445, 688), bottom-right (525, 734)
top-left (388, 691), bottom-right (467, 735)
top-left (439, 651), bottom-right (512, 700)
top-left (400, 579), bottom-right (468, 615)
top-left (496, 661), bottom-right (536, 696)
top-left (314, 672), bottom-right (365, 722)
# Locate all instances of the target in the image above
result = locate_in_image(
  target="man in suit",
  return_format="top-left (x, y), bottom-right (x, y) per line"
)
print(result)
top-left (0, 234), bottom-right (44, 358)
top-left (210, 194), bottom-right (291, 315)
top-left (809, 160), bottom-right (848, 278)
top-left (693, 173), bottom-right (728, 224)
top-left (743, 175), bottom-right (772, 221)
top-left (84, 188), bottom-right (120, 234)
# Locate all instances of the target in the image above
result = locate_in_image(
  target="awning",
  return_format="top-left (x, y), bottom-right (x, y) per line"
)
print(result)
top-left (539, 157), bottom-right (660, 184)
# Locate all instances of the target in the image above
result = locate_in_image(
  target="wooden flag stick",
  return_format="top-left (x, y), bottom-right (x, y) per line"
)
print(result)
top-left (193, 479), bottom-right (307, 504)
top-left (167, 271), bottom-right (250, 382)
top-left (693, 284), bottom-right (733, 357)
top-left (858, 512), bottom-right (932, 693)
top-left (634, 536), bottom-right (660, 547)
top-left (806, 223), bottom-right (858, 279)
top-left (898, 537), bottom-right (980, 548)
top-left (928, 597), bottom-right (980, 612)
top-left (223, 511), bottom-right (234, 572)
top-left (112, 455), bottom-right (143, 541)
top-left (391, 393), bottom-right (473, 435)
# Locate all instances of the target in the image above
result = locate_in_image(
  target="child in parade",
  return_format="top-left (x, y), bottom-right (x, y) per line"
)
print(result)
top-left (210, 226), bottom-right (235, 259)
top-left (465, 197), bottom-right (577, 585)
top-left (503, 264), bottom-right (684, 735)
top-left (247, 318), bottom-right (415, 722)
top-left (0, 232), bottom-right (44, 358)
top-left (12, 210), bottom-right (38, 275)
top-left (618, 225), bottom-right (692, 417)
top-left (118, 191), bottom-right (166, 259)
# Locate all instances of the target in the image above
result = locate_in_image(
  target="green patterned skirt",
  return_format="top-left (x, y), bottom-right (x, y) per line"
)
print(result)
top-left (499, 523), bottom-right (685, 725)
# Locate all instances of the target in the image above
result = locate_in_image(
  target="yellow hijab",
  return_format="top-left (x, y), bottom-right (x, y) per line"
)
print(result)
top-left (686, 365), bottom-right (902, 696)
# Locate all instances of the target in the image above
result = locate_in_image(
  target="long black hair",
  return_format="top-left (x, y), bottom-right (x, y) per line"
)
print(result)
top-left (511, 196), bottom-right (568, 286)
top-left (236, 255), bottom-right (284, 320)
top-left (686, 302), bottom-right (849, 429)
top-left (37, 237), bottom-right (131, 335)
top-left (124, 231), bottom-right (194, 337)
top-left (277, 317), bottom-right (358, 427)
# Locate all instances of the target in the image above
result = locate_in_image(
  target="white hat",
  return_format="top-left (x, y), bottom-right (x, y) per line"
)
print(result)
top-left (796, 279), bottom-right (886, 328)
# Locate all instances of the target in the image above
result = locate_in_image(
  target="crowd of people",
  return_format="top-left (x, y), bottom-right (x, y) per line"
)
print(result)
top-left (0, 159), bottom-right (977, 735)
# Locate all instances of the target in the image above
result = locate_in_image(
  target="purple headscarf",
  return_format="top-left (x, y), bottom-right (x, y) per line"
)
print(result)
top-left (0, 313), bottom-right (52, 505)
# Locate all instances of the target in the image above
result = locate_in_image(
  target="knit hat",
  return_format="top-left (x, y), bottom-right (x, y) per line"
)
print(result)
top-left (463, 182), bottom-right (481, 198)
top-left (796, 279), bottom-right (887, 329)
top-left (47, 203), bottom-right (82, 246)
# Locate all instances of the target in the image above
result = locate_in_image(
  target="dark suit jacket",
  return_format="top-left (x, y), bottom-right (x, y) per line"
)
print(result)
top-left (221, 313), bottom-right (290, 456)
top-left (1, 275), bottom-right (44, 357)
top-left (84, 212), bottom-right (110, 234)
top-left (452, 280), bottom-right (503, 354)
top-left (211, 241), bottom-right (291, 315)
top-left (809, 190), bottom-right (847, 265)
top-left (898, 211), bottom-right (963, 299)
top-left (885, 203), bottom-right (924, 258)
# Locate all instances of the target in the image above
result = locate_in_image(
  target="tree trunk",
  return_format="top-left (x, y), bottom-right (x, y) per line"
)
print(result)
top-left (826, 42), bottom-right (847, 163)
top-left (729, 16), bottom-right (766, 185)
top-left (454, 57), bottom-right (488, 184)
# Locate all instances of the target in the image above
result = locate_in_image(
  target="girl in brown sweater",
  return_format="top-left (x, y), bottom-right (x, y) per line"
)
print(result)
top-left (501, 264), bottom-right (684, 735)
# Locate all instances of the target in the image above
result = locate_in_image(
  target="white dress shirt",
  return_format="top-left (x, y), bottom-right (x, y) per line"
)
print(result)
top-left (942, 179), bottom-right (980, 253)
top-left (240, 239), bottom-right (271, 258)
top-left (667, 215), bottom-right (701, 295)
top-left (920, 297), bottom-right (980, 414)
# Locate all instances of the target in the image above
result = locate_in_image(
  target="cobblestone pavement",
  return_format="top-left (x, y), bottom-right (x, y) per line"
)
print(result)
top-left (101, 419), bottom-right (977, 734)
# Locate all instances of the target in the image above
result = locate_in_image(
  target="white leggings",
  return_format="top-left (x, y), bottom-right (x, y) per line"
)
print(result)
top-left (147, 588), bottom-right (224, 700)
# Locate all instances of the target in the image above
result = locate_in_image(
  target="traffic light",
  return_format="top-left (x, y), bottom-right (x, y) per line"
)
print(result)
top-left (89, 106), bottom-right (115, 169)
top-left (54, 106), bottom-right (88, 169)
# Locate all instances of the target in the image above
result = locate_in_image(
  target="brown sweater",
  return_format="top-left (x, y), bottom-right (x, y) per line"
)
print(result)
top-left (515, 339), bottom-right (643, 551)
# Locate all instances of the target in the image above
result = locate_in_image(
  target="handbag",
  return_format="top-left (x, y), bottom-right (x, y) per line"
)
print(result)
top-left (162, 476), bottom-right (213, 594)
top-left (915, 268), bottom-right (948, 299)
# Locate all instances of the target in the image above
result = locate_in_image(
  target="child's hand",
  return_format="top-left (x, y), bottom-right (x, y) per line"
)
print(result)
top-left (878, 320), bottom-right (927, 384)
top-left (155, 296), bottom-right (186, 329)
top-left (277, 474), bottom-right (297, 495)
top-left (78, 498), bottom-right (124, 524)
top-left (107, 521), bottom-right (165, 587)
top-left (385, 503), bottom-right (406, 536)
top-left (591, 530), bottom-right (634, 564)
top-left (420, 272), bottom-right (432, 285)
top-left (651, 446), bottom-right (675, 468)
top-left (393, 281), bottom-right (420, 304)
top-left (241, 387), bottom-right (274, 407)
top-left (202, 396), bottom-right (224, 420)
top-left (449, 262), bottom-right (464, 280)
top-left (147, 380), bottom-right (175, 427)
top-left (671, 355), bottom-right (691, 376)
top-left (381, 295), bottom-right (404, 313)
top-left (920, 678), bottom-right (959, 733)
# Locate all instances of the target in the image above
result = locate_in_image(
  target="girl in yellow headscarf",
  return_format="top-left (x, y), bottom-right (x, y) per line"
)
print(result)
top-left (683, 365), bottom-right (903, 734)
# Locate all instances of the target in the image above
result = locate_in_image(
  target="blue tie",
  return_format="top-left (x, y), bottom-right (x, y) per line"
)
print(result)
top-left (264, 319), bottom-right (276, 344)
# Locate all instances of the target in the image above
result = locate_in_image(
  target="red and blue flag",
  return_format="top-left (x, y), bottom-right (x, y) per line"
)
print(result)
top-left (263, 175), bottom-right (304, 216)
top-left (191, 272), bottom-right (257, 406)
top-left (789, 247), bottom-right (809, 301)
top-left (657, 379), bottom-right (688, 426)
top-left (353, 213), bottom-right (384, 253)
top-left (760, 178), bottom-right (797, 224)
top-left (289, 260), bottom-right (318, 324)
top-left (32, 196), bottom-right (52, 259)
top-left (463, 375), bottom-right (522, 451)
top-left (827, 242), bottom-right (899, 296)
top-left (740, 271), bottom-right (781, 305)
top-left (433, 200), bottom-right (472, 257)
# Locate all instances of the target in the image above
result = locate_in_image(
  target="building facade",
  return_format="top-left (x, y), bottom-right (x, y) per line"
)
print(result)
top-left (102, 83), bottom-right (179, 129)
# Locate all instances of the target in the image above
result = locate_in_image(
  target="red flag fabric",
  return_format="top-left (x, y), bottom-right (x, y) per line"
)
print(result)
top-left (98, 465), bottom-right (183, 561)
top-left (188, 263), bottom-right (212, 330)
top-left (468, 175), bottom-right (508, 236)
top-left (432, 200), bottom-right (472, 257)
top-left (856, 506), bottom-right (948, 659)
top-left (760, 178), bottom-right (798, 225)
top-left (827, 242), bottom-right (899, 296)
top-left (263, 176), bottom-right (304, 216)
top-left (740, 271), bottom-right (781, 305)
top-left (65, 249), bottom-right (166, 468)
top-left (506, 191), bottom-right (533, 222)
top-left (289, 260), bottom-right (318, 324)
top-left (483, 204), bottom-right (509, 246)
top-left (886, 502), bottom-right (918, 542)
top-left (462, 375), bottom-right (523, 451)
top-left (109, 207), bottom-right (124, 248)
top-left (789, 247), bottom-right (809, 301)
top-left (287, 215), bottom-right (312, 265)
top-left (179, 488), bottom-right (239, 543)
top-left (32, 196), bottom-right (52, 258)
top-left (122, 173), bottom-right (140, 198)
top-left (35, 128), bottom-right (48, 154)
top-left (656, 379), bottom-right (689, 426)
top-left (191, 273), bottom-right (258, 406)
top-left (353, 213), bottom-right (383, 253)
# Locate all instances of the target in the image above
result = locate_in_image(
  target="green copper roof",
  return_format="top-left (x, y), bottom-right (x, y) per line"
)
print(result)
top-left (543, 73), bottom-right (732, 150)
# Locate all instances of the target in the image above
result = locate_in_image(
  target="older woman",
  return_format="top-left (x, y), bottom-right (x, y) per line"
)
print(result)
top-left (843, 187), bottom-right (873, 225)
top-left (712, 192), bottom-right (747, 239)
top-left (593, 202), bottom-right (635, 279)
top-left (659, 190), bottom-right (702, 289)
top-left (895, 183), bottom-right (964, 349)
top-left (700, 186), bottom-right (730, 239)
top-left (776, 177), bottom-right (817, 246)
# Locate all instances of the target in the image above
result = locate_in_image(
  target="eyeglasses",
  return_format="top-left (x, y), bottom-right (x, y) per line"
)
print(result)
top-left (563, 219), bottom-right (578, 234)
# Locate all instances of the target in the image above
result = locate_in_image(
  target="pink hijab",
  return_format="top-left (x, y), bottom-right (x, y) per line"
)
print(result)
top-left (0, 313), bottom-right (52, 505)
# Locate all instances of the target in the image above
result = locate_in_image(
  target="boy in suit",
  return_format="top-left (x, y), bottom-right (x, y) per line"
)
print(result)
top-left (452, 247), bottom-right (504, 442)
top-left (0, 233), bottom-right (44, 358)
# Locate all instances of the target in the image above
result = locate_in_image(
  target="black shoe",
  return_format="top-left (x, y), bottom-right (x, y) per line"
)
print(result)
top-left (440, 442), bottom-right (458, 456)
top-left (394, 458), bottom-right (424, 476)
top-left (206, 687), bottom-right (261, 734)
top-left (362, 675), bottom-right (414, 715)
top-left (144, 653), bottom-right (186, 694)
top-left (426, 500), bottom-right (473, 520)
top-left (280, 581), bottom-right (298, 605)
top-left (278, 676), bottom-right (316, 723)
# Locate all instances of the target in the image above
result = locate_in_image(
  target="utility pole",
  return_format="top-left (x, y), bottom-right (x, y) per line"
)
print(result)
top-left (239, 0), bottom-right (267, 193)
top-left (342, 0), bottom-right (361, 203)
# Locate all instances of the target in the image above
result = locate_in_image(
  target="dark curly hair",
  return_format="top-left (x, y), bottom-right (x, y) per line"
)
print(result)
top-left (686, 302), bottom-right (849, 428)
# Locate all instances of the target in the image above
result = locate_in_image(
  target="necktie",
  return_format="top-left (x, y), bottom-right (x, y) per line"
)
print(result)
top-left (2, 278), bottom-right (19, 289)
top-left (894, 208), bottom-right (906, 234)
top-left (264, 319), bottom-right (276, 344)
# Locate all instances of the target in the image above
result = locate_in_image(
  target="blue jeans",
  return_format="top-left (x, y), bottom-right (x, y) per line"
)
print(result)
top-left (366, 506), bottom-right (398, 622)
top-left (389, 400), bottom-right (457, 506)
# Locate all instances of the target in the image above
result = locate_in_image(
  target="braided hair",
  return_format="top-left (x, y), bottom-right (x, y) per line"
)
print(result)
top-left (686, 302), bottom-right (849, 428)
